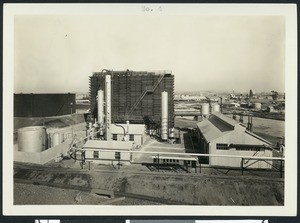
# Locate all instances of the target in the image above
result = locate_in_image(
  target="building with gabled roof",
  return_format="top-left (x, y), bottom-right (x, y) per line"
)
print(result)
top-left (196, 112), bottom-right (273, 168)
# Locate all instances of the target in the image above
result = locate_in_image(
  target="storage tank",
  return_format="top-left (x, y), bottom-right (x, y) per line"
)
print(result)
top-left (211, 103), bottom-right (220, 113)
top-left (161, 91), bottom-right (168, 140)
top-left (17, 126), bottom-right (47, 152)
top-left (254, 102), bottom-right (262, 110)
top-left (201, 103), bottom-right (209, 116)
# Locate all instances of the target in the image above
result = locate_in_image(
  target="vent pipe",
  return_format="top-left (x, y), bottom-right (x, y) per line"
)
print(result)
top-left (239, 114), bottom-right (244, 123)
top-left (105, 74), bottom-right (111, 140)
top-left (161, 91), bottom-right (168, 141)
top-left (220, 97), bottom-right (223, 113)
top-left (97, 90), bottom-right (104, 137)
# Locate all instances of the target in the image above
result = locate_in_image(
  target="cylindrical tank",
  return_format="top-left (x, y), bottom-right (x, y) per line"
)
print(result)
top-left (211, 103), bottom-right (220, 113)
top-left (17, 126), bottom-right (47, 152)
top-left (97, 90), bottom-right (104, 125)
top-left (201, 103), bottom-right (209, 116)
top-left (254, 102), bottom-right (262, 110)
top-left (161, 91), bottom-right (168, 140)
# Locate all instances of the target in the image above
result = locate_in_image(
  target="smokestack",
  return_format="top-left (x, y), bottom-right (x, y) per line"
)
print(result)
top-left (220, 97), bottom-right (223, 113)
top-left (97, 90), bottom-right (104, 137)
top-left (161, 91), bottom-right (168, 141)
top-left (247, 115), bottom-right (253, 132)
top-left (105, 74), bottom-right (111, 140)
top-left (239, 114), bottom-right (243, 123)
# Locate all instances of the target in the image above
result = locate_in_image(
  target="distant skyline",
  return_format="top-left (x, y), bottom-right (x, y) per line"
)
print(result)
top-left (14, 15), bottom-right (285, 93)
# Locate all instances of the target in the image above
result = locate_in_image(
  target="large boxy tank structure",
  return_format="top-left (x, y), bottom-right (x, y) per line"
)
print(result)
top-left (89, 70), bottom-right (174, 131)
top-left (14, 93), bottom-right (76, 117)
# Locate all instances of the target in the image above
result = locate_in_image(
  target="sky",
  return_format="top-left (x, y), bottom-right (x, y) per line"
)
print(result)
top-left (14, 15), bottom-right (285, 94)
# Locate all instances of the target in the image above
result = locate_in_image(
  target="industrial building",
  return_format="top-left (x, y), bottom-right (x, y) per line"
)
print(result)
top-left (13, 69), bottom-right (277, 172)
top-left (14, 93), bottom-right (76, 117)
top-left (14, 69), bottom-right (176, 165)
top-left (89, 70), bottom-right (174, 131)
top-left (83, 140), bottom-right (133, 165)
top-left (78, 69), bottom-right (176, 164)
top-left (110, 123), bottom-right (147, 146)
top-left (196, 112), bottom-right (273, 168)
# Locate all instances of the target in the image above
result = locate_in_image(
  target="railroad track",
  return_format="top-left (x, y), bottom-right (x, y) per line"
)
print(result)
top-left (14, 162), bottom-right (284, 183)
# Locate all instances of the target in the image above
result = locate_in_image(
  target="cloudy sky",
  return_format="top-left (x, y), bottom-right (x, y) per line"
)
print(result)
top-left (14, 15), bottom-right (285, 93)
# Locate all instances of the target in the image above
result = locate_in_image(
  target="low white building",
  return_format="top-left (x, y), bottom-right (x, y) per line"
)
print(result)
top-left (196, 112), bottom-right (273, 169)
top-left (109, 123), bottom-right (147, 146)
top-left (83, 140), bottom-right (133, 165)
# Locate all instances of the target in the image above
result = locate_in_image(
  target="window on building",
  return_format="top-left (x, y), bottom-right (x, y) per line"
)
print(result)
top-left (93, 151), bottom-right (99, 158)
top-left (216, 143), bottom-right (229, 150)
top-left (112, 134), bottom-right (117, 141)
top-left (129, 134), bottom-right (134, 141)
top-left (115, 152), bottom-right (121, 160)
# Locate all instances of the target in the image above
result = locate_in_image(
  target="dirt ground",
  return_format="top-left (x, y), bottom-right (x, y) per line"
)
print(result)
top-left (14, 166), bottom-right (284, 206)
top-left (14, 183), bottom-right (163, 205)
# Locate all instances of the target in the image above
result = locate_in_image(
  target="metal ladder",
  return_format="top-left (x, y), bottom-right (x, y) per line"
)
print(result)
top-left (126, 73), bottom-right (166, 117)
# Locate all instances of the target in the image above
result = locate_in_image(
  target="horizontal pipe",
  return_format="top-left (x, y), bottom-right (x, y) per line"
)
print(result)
top-left (77, 147), bottom-right (284, 161)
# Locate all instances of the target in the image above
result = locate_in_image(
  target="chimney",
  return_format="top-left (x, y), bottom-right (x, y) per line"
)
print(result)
top-left (247, 115), bottom-right (253, 132)
top-left (239, 114), bottom-right (244, 123)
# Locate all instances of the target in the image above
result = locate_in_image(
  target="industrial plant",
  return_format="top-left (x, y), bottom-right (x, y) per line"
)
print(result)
top-left (13, 69), bottom-right (285, 205)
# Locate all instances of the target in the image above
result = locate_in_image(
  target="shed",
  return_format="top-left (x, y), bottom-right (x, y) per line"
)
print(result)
top-left (196, 112), bottom-right (273, 168)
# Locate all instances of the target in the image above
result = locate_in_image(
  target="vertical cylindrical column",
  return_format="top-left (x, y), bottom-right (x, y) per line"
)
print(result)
top-left (161, 91), bottom-right (168, 141)
top-left (105, 75), bottom-right (111, 141)
top-left (97, 90), bottom-right (104, 125)
top-left (97, 90), bottom-right (104, 137)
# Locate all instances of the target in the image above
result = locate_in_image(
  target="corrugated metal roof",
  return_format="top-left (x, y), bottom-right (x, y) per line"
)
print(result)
top-left (83, 140), bottom-right (133, 150)
top-left (211, 112), bottom-right (239, 127)
top-left (197, 117), bottom-right (232, 143)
